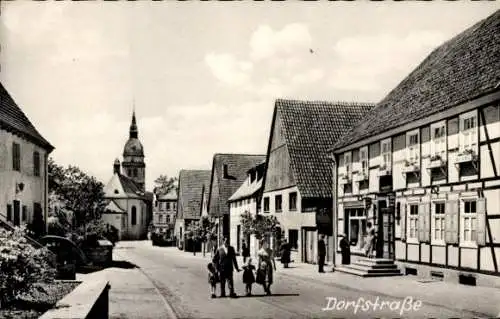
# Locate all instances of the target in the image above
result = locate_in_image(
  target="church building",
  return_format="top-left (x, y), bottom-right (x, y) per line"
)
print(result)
top-left (101, 111), bottom-right (151, 240)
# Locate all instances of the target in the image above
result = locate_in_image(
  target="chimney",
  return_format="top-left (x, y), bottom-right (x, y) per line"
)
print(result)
top-left (113, 159), bottom-right (121, 174)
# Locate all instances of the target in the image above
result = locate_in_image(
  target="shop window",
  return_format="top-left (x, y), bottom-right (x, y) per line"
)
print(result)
top-left (347, 208), bottom-right (366, 249)
top-left (288, 229), bottom-right (299, 250)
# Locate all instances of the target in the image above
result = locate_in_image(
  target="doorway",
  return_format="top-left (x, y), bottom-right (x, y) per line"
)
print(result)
top-left (377, 200), bottom-right (395, 259)
top-left (13, 200), bottom-right (20, 226)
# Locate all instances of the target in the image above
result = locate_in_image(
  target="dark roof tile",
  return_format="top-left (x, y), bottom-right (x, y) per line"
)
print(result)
top-left (0, 82), bottom-right (54, 150)
top-left (177, 170), bottom-right (211, 219)
top-left (333, 10), bottom-right (500, 150)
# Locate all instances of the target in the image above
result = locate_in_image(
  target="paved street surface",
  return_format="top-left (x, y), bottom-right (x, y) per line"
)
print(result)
top-left (99, 241), bottom-right (500, 319)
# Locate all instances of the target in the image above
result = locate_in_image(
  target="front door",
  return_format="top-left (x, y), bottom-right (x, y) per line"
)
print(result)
top-left (377, 201), bottom-right (395, 259)
top-left (13, 200), bottom-right (20, 226)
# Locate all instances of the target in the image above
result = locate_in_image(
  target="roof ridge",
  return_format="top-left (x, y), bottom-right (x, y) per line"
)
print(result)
top-left (213, 153), bottom-right (266, 157)
top-left (275, 98), bottom-right (376, 106)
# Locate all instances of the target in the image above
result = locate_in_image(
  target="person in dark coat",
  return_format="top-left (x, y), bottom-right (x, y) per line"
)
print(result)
top-left (279, 239), bottom-right (291, 268)
top-left (318, 235), bottom-right (326, 273)
top-left (339, 234), bottom-right (351, 265)
top-left (212, 237), bottom-right (241, 298)
top-left (241, 240), bottom-right (250, 263)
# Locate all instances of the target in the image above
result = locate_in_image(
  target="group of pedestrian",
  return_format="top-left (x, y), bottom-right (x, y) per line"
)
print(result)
top-left (207, 237), bottom-right (276, 298)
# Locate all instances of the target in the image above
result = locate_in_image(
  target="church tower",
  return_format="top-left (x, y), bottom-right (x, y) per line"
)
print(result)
top-left (121, 111), bottom-right (146, 192)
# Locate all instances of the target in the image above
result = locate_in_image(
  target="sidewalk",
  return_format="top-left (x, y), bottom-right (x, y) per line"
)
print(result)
top-left (273, 260), bottom-right (500, 318)
top-left (76, 264), bottom-right (173, 319)
top-left (174, 246), bottom-right (500, 318)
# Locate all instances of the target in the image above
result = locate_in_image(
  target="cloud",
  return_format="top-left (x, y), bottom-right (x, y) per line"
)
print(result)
top-left (204, 53), bottom-right (253, 87)
top-left (329, 31), bottom-right (447, 92)
top-left (249, 23), bottom-right (312, 61)
top-left (292, 69), bottom-right (324, 85)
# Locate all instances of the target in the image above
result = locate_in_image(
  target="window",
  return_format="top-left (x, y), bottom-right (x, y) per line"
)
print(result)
top-left (344, 153), bottom-right (352, 178)
top-left (33, 151), bottom-right (40, 176)
top-left (166, 215), bottom-right (171, 223)
top-left (408, 204), bottom-right (419, 239)
top-left (431, 122), bottom-right (446, 159)
top-left (133, 168), bottom-right (138, 177)
top-left (460, 113), bottom-right (477, 152)
top-left (12, 142), bottom-right (20, 171)
top-left (131, 206), bottom-right (137, 225)
top-left (7, 204), bottom-right (12, 221)
top-left (166, 202), bottom-right (171, 210)
top-left (463, 200), bottom-right (477, 242)
top-left (289, 192), bottom-right (297, 211)
top-left (347, 208), bottom-right (367, 249)
top-left (360, 147), bottom-right (368, 176)
top-left (381, 139), bottom-right (391, 169)
top-left (275, 195), bottom-right (282, 212)
top-left (288, 229), bottom-right (299, 250)
top-left (263, 197), bottom-right (270, 213)
top-left (407, 132), bottom-right (419, 164)
top-left (22, 205), bottom-right (27, 222)
top-left (433, 202), bottom-right (445, 242)
top-left (159, 215), bottom-right (163, 224)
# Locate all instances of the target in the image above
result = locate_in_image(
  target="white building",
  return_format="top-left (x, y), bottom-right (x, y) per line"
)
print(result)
top-left (228, 161), bottom-right (265, 258)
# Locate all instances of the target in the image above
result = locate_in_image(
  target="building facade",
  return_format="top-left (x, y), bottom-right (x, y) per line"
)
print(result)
top-left (153, 191), bottom-right (177, 237)
top-left (0, 82), bottom-right (54, 233)
top-left (102, 112), bottom-right (150, 240)
top-left (228, 161), bottom-right (265, 257)
top-left (331, 10), bottom-right (500, 287)
top-left (207, 153), bottom-right (266, 245)
top-left (261, 99), bottom-right (374, 264)
top-left (174, 169), bottom-right (211, 250)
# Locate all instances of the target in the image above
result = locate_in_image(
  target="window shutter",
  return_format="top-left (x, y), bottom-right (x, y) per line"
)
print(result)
top-left (423, 203), bottom-right (430, 243)
top-left (476, 198), bottom-right (486, 246)
top-left (418, 203), bottom-right (426, 242)
top-left (445, 200), bottom-right (459, 244)
top-left (401, 204), bottom-right (406, 241)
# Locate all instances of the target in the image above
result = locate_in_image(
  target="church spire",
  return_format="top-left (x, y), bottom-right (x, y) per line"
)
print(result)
top-left (129, 110), bottom-right (138, 139)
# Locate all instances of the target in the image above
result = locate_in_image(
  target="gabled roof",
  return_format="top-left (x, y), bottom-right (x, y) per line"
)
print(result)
top-left (157, 190), bottom-right (178, 201)
top-left (208, 154), bottom-right (266, 216)
top-left (104, 200), bottom-right (125, 213)
top-left (264, 99), bottom-right (374, 198)
top-left (118, 174), bottom-right (144, 196)
top-left (228, 177), bottom-right (262, 202)
top-left (0, 82), bottom-right (54, 151)
top-left (177, 170), bottom-right (211, 219)
top-left (333, 10), bottom-right (500, 151)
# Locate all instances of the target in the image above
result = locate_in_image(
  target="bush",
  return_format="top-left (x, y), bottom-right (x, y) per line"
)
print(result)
top-left (0, 227), bottom-right (56, 308)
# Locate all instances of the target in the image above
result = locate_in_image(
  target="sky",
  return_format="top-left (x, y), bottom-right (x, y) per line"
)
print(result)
top-left (1, 2), bottom-right (498, 192)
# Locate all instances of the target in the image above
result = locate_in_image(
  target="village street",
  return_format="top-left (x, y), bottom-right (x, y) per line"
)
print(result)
top-left (98, 241), bottom-right (496, 319)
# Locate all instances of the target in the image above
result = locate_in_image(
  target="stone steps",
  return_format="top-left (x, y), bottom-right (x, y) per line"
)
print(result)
top-left (336, 257), bottom-right (402, 277)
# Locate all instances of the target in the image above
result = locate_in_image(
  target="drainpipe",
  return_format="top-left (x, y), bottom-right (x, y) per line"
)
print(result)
top-left (44, 152), bottom-right (49, 235)
top-left (330, 154), bottom-right (337, 272)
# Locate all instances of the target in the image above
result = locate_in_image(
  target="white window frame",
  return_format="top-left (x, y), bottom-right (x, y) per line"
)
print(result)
top-left (360, 146), bottom-right (368, 176)
top-left (407, 203), bottom-right (419, 243)
top-left (347, 208), bottom-right (367, 253)
top-left (459, 110), bottom-right (478, 154)
top-left (431, 121), bottom-right (447, 160)
top-left (380, 138), bottom-right (392, 170)
top-left (406, 129), bottom-right (420, 165)
top-left (460, 197), bottom-right (478, 248)
top-left (431, 201), bottom-right (446, 245)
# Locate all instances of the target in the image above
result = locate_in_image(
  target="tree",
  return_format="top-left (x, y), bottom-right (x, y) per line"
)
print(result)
top-left (153, 175), bottom-right (178, 196)
top-left (186, 221), bottom-right (203, 255)
top-left (48, 158), bottom-right (106, 230)
top-left (199, 216), bottom-right (217, 256)
top-left (240, 211), bottom-right (280, 241)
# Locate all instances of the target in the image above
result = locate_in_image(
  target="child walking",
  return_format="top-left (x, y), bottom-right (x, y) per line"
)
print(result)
top-left (207, 262), bottom-right (218, 298)
top-left (242, 258), bottom-right (256, 296)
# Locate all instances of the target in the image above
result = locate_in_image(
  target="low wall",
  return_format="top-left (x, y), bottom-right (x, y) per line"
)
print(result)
top-left (39, 279), bottom-right (110, 319)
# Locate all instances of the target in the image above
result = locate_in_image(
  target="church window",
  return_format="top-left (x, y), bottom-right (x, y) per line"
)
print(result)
top-left (131, 206), bottom-right (137, 225)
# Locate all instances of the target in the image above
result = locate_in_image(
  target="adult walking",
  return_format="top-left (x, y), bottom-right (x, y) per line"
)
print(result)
top-left (256, 239), bottom-right (276, 295)
top-left (279, 238), bottom-right (291, 268)
top-left (241, 240), bottom-right (250, 264)
top-left (317, 234), bottom-right (326, 273)
top-left (212, 237), bottom-right (240, 298)
top-left (364, 222), bottom-right (376, 258)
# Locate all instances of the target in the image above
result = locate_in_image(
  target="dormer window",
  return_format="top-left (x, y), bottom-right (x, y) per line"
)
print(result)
top-left (223, 164), bottom-right (229, 178)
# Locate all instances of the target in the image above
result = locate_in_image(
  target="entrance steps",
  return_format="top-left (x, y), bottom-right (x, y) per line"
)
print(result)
top-left (335, 257), bottom-right (402, 277)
